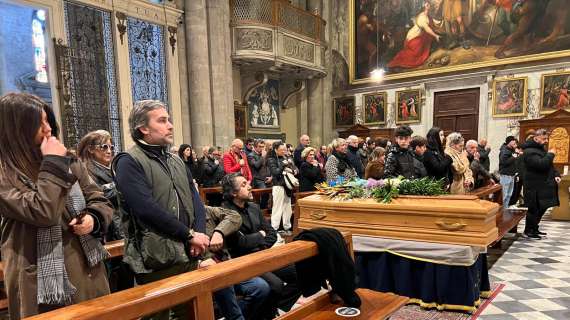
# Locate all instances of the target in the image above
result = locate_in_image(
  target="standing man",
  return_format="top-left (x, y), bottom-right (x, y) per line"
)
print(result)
top-left (409, 135), bottom-right (428, 178)
top-left (384, 126), bottom-right (416, 179)
top-left (224, 139), bottom-right (253, 182)
top-left (293, 134), bottom-right (310, 168)
top-left (248, 140), bottom-right (270, 189)
top-left (478, 138), bottom-right (491, 172)
top-left (466, 140), bottom-right (494, 188)
top-left (521, 129), bottom-right (560, 239)
top-left (346, 135), bottom-right (365, 178)
top-left (113, 100), bottom-right (210, 320)
top-left (499, 136), bottom-right (518, 208)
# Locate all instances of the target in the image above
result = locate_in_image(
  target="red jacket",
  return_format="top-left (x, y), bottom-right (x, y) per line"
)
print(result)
top-left (223, 150), bottom-right (252, 182)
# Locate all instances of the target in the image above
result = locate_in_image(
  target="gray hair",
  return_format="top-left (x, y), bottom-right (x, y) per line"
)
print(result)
top-left (331, 138), bottom-right (346, 149)
top-left (347, 135), bottom-right (358, 143)
top-left (465, 140), bottom-right (478, 148)
top-left (129, 100), bottom-right (167, 140)
top-left (446, 132), bottom-right (464, 147)
top-left (535, 128), bottom-right (548, 137)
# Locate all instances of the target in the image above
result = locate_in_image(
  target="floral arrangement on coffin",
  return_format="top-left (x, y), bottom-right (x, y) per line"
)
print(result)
top-left (314, 176), bottom-right (447, 203)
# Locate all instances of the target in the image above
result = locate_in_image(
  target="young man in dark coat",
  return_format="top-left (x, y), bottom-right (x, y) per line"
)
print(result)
top-left (384, 125), bottom-right (416, 179)
top-left (499, 136), bottom-right (519, 208)
top-left (521, 129), bottom-right (561, 239)
top-left (409, 135), bottom-right (428, 178)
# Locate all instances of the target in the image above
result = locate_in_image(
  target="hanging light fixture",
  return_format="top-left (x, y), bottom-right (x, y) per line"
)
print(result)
top-left (370, 0), bottom-right (385, 82)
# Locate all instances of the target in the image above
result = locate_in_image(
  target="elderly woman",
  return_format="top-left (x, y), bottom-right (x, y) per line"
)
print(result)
top-left (365, 147), bottom-right (386, 180)
top-left (325, 138), bottom-right (357, 184)
top-left (299, 147), bottom-right (325, 192)
top-left (444, 132), bottom-right (474, 194)
top-left (0, 93), bottom-right (112, 319)
top-left (77, 130), bottom-right (120, 241)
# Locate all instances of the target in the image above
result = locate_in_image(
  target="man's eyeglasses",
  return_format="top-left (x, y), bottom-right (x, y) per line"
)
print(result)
top-left (96, 144), bottom-right (115, 152)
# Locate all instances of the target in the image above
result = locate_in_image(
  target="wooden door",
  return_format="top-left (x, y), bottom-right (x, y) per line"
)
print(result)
top-left (433, 88), bottom-right (479, 142)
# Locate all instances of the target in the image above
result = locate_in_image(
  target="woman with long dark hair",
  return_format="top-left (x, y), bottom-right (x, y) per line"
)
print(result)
top-left (0, 93), bottom-right (112, 319)
top-left (178, 143), bottom-right (201, 184)
top-left (423, 127), bottom-right (453, 185)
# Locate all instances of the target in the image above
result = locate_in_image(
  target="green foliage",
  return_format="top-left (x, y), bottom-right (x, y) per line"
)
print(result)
top-left (398, 177), bottom-right (447, 196)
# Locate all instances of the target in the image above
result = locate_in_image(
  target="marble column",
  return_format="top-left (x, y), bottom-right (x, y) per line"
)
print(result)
top-left (307, 0), bottom-right (325, 146)
top-left (184, 0), bottom-right (214, 148)
top-left (206, 0), bottom-right (235, 148)
top-left (322, 0), bottom-right (334, 143)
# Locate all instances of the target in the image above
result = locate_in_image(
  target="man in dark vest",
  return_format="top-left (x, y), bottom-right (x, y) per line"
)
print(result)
top-left (113, 100), bottom-right (210, 320)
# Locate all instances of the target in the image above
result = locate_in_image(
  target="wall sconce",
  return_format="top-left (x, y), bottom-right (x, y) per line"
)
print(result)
top-left (115, 12), bottom-right (127, 45)
top-left (168, 26), bottom-right (177, 55)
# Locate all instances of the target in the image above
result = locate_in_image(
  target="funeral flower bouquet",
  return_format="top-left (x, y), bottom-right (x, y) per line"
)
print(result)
top-left (315, 176), bottom-right (446, 203)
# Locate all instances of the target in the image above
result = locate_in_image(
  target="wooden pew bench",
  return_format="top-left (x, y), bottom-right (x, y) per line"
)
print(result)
top-left (24, 233), bottom-right (409, 320)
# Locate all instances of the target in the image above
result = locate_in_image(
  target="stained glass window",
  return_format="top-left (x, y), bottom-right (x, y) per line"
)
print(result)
top-left (127, 17), bottom-right (168, 108)
top-left (32, 10), bottom-right (48, 83)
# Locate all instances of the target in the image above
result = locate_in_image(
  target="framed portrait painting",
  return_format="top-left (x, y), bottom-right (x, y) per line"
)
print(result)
top-left (363, 92), bottom-right (387, 125)
top-left (333, 96), bottom-right (355, 128)
top-left (540, 72), bottom-right (570, 114)
top-left (492, 77), bottom-right (527, 118)
top-left (349, 0), bottom-right (570, 84)
top-left (395, 90), bottom-right (421, 124)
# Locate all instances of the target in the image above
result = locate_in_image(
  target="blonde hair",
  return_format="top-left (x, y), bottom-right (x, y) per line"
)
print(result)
top-left (301, 147), bottom-right (316, 159)
top-left (331, 138), bottom-right (346, 150)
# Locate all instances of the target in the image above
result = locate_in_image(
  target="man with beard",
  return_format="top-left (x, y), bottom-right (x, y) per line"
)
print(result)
top-left (521, 129), bottom-right (560, 239)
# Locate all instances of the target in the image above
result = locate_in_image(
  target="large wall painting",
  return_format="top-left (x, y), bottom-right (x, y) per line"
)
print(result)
top-left (334, 96), bottom-right (356, 128)
top-left (349, 0), bottom-right (570, 84)
top-left (540, 71), bottom-right (570, 114)
top-left (363, 92), bottom-right (387, 125)
top-left (248, 79), bottom-right (280, 129)
top-left (492, 77), bottom-right (527, 118)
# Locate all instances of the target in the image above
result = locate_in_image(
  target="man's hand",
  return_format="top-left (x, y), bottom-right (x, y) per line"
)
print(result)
top-left (198, 258), bottom-right (217, 268)
top-left (189, 232), bottom-right (210, 257)
top-left (474, 151), bottom-right (480, 161)
top-left (209, 232), bottom-right (224, 252)
top-left (549, 149), bottom-right (557, 155)
top-left (239, 159), bottom-right (245, 166)
top-left (555, 177), bottom-right (562, 184)
top-left (41, 136), bottom-right (67, 156)
top-left (69, 214), bottom-right (94, 235)
top-left (259, 230), bottom-right (266, 237)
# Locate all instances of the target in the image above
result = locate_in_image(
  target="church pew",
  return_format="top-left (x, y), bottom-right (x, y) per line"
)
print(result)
top-left (23, 232), bottom-right (409, 320)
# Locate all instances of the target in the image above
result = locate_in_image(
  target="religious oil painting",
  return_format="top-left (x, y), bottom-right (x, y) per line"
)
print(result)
top-left (395, 90), bottom-right (421, 124)
top-left (363, 92), bottom-right (387, 125)
top-left (540, 72), bottom-right (570, 114)
top-left (492, 77), bottom-right (527, 118)
top-left (350, 0), bottom-right (570, 83)
top-left (248, 79), bottom-right (280, 129)
top-left (234, 103), bottom-right (247, 139)
top-left (334, 96), bottom-right (356, 128)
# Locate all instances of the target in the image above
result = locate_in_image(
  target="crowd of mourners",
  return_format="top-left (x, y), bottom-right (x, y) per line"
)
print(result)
top-left (0, 93), bottom-right (560, 320)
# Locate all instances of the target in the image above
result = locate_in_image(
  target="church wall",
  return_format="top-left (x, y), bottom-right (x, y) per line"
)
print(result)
top-left (281, 103), bottom-right (299, 145)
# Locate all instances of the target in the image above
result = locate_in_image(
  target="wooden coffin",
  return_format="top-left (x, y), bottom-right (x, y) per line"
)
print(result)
top-left (298, 194), bottom-right (500, 247)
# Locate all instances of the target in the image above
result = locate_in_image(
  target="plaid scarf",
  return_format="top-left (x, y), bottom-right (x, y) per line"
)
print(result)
top-left (37, 182), bottom-right (110, 305)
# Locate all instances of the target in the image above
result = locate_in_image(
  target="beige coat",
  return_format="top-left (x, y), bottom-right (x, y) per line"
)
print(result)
top-left (445, 147), bottom-right (474, 195)
top-left (0, 157), bottom-right (112, 319)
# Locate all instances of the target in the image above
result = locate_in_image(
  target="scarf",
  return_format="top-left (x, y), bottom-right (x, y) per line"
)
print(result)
top-left (37, 182), bottom-right (110, 305)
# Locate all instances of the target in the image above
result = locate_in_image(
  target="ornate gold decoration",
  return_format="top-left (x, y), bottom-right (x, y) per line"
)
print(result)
top-left (435, 219), bottom-right (467, 231)
top-left (548, 127), bottom-right (569, 164)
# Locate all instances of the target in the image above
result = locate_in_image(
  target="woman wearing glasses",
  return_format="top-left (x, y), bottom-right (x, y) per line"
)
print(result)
top-left (0, 93), bottom-right (112, 319)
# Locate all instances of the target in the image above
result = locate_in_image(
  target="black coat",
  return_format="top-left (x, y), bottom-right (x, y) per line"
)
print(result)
top-left (299, 162), bottom-right (325, 191)
top-left (201, 156), bottom-right (225, 187)
top-left (499, 144), bottom-right (517, 176)
top-left (87, 161), bottom-right (122, 241)
top-left (412, 153), bottom-right (428, 178)
top-left (384, 145), bottom-right (416, 179)
top-left (347, 145), bottom-right (364, 178)
top-left (247, 151), bottom-right (269, 183)
top-left (423, 144), bottom-right (452, 183)
top-left (293, 144), bottom-right (305, 169)
top-left (222, 200), bottom-right (277, 258)
top-left (294, 228), bottom-right (361, 308)
top-left (521, 140), bottom-right (560, 211)
top-left (477, 145), bottom-right (491, 172)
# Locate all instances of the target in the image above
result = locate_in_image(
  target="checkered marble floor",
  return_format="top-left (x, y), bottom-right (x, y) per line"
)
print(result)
top-left (478, 212), bottom-right (570, 320)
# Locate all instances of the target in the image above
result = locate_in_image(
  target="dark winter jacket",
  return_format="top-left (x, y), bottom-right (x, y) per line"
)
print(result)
top-left (293, 144), bottom-right (305, 169)
top-left (423, 144), bottom-right (452, 184)
top-left (347, 145), bottom-right (365, 178)
top-left (477, 145), bottom-right (491, 171)
top-left (86, 161), bottom-right (122, 241)
top-left (299, 161), bottom-right (325, 192)
top-left (384, 144), bottom-right (416, 179)
top-left (467, 154), bottom-right (493, 189)
top-left (412, 153), bottom-right (428, 178)
top-left (521, 140), bottom-right (560, 211)
top-left (294, 228), bottom-right (361, 308)
top-left (201, 156), bottom-right (225, 187)
top-left (222, 200), bottom-right (277, 258)
top-left (247, 151), bottom-right (269, 184)
top-left (499, 144), bottom-right (517, 176)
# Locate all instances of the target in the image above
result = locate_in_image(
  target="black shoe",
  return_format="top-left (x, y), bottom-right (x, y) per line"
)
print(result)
top-left (523, 232), bottom-right (542, 240)
top-left (537, 230), bottom-right (547, 236)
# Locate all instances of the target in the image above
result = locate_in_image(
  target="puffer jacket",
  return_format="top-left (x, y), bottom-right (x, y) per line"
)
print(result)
top-left (384, 144), bottom-right (416, 179)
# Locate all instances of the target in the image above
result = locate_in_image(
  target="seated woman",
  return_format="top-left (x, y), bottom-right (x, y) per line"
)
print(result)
top-left (299, 147), bottom-right (325, 192)
top-left (325, 138), bottom-right (357, 184)
top-left (365, 147), bottom-right (386, 179)
top-left (444, 132), bottom-right (474, 194)
top-left (0, 93), bottom-right (112, 319)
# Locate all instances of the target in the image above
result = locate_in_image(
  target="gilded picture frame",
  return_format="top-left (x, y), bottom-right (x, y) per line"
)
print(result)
top-left (395, 89), bottom-right (421, 124)
top-left (333, 96), bottom-right (356, 128)
top-left (540, 71), bottom-right (570, 114)
top-left (349, 0), bottom-right (570, 84)
top-left (491, 77), bottom-right (528, 118)
top-left (363, 92), bottom-right (387, 125)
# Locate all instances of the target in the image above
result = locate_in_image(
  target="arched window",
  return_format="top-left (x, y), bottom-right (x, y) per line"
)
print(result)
top-left (32, 10), bottom-right (48, 83)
